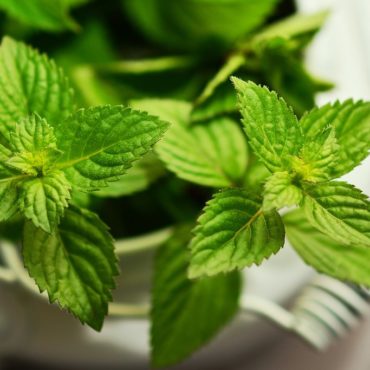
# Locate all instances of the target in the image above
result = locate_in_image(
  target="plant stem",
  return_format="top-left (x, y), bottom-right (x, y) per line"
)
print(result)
top-left (95, 55), bottom-right (199, 74)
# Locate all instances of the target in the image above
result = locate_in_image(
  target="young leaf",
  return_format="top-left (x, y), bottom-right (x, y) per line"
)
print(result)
top-left (263, 171), bottom-right (302, 211)
top-left (285, 209), bottom-right (370, 287)
top-left (19, 171), bottom-right (71, 232)
top-left (293, 126), bottom-right (338, 182)
top-left (300, 100), bottom-right (370, 178)
top-left (151, 227), bottom-right (240, 368)
top-left (232, 77), bottom-right (302, 172)
top-left (189, 188), bottom-right (285, 278)
top-left (10, 114), bottom-right (57, 153)
top-left (302, 181), bottom-right (370, 248)
top-left (0, 37), bottom-right (74, 140)
top-left (55, 105), bottom-right (169, 191)
top-left (0, 0), bottom-right (80, 31)
top-left (7, 114), bottom-right (62, 176)
top-left (23, 205), bottom-right (118, 331)
top-left (132, 99), bottom-right (248, 187)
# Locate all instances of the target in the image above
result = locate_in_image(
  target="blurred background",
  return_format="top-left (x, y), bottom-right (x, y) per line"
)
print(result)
top-left (0, 0), bottom-right (370, 369)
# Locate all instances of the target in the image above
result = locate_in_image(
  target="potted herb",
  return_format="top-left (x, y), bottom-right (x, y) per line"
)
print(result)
top-left (0, 1), bottom-right (369, 368)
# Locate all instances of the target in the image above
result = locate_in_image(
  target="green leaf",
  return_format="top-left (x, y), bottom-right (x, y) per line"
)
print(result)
top-left (55, 105), bottom-right (169, 191)
top-left (10, 114), bottom-right (57, 153)
top-left (19, 170), bottom-right (71, 232)
top-left (252, 11), bottom-right (328, 46)
top-left (132, 99), bottom-right (248, 187)
top-left (159, 116), bottom-right (248, 187)
top-left (295, 126), bottom-right (338, 182)
top-left (302, 181), bottom-right (370, 248)
top-left (0, 181), bottom-right (18, 221)
top-left (124, 0), bottom-right (278, 51)
top-left (0, 0), bottom-right (80, 32)
top-left (0, 37), bottom-right (75, 140)
top-left (232, 77), bottom-right (302, 173)
top-left (7, 114), bottom-right (62, 176)
top-left (285, 209), bottom-right (370, 287)
top-left (300, 100), bottom-right (370, 178)
top-left (189, 188), bottom-right (285, 278)
top-left (23, 205), bottom-right (118, 331)
top-left (151, 226), bottom-right (240, 368)
top-left (263, 171), bottom-right (302, 211)
top-left (94, 153), bottom-right (164, 198)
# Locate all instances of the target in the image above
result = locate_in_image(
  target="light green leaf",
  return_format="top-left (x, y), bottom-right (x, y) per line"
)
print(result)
top-left (0, 37), bottom-right (75, 140)
top-left (252, 11), bottom-right (328, 46)
top-left (94, 153), bottom-right (164, 198)
top-left (232, 77), bottom-right (302, 173)
top-left (19, 170), bottom-right (71, 232)
top-left (7, 114), bottom-right (62, 176)
top-left (295, 126), bottom-right (338, 182)
top-left (0, 0), bottom-right (79, 31)
top-left (10, 114), bottom-right (56, 153)
top-left (0, 181), bottom-right (18, 221)
top-left (302, 181), bottom-right (370, 248)
top-left (23, 205), bottom-right (118, 331)
top-left (132, 99), bottom-right (248, 187)
top-left (300, 100), bottom-right (370, 178)
top-left (189, 188), bottom-right (285, 278)
top-left (263, 171), bottom-right (302, 211)
top-left (158, 116), bottom-right (248, 187)
top-left (285, 209), bottom-right (370, 287)
top-left (151, 226), bottom-right (240, 368)
top-left (55, 105), bottom-right (169, 191)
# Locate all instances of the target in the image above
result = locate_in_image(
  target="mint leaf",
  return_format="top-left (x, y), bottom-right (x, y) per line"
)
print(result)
top-left (300, 100), bottom-right (370, 178)
top-left (0, 37), bottom-right (74, 140)
top-left (55, 105), bottom-right (169, 191)
top-left (151, 226), bottom-right (240, 368)
top-left (158, 116), bottom-right (248, 187)
top-left (294, 126), bottom-right (338, 182)
top-left (189, 188), bottom-right (285, 278)
top-left (263, 171), bottom-right (302, 211)
top-left (0, 181), bottom-right (18, 221)
top-left (23, 205), bottom-right (118, 331)
top-left (232, 77), bottom-right (302, 172)
top-left (7, 114), bottom-right (62, 176)
top-left (252, 11), bottom-right (328, 46)
top-left (19, 171), bottom-right (71, 232)
top-left (10, 114), bottom-right (57, 153)
top-left (94, 153), bottom-right (164, 198)
top-left (0, 0), bottom-right (79, 31)
top-left (285, 209), bottom-right (370, 287)
top-left (133, 99), bottom-right (248, 187)
top-left (302, 181), bottom-right (370, 248)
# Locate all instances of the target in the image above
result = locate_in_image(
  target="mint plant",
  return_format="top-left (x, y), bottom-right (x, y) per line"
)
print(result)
top-left (1, 1), bottom-right (370, 369)
top-left (187, 78), bottom-right (370, 279)
top-left (0, 36), bottom-right (168, 330)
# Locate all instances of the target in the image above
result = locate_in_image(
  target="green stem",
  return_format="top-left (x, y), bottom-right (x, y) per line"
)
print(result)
top-left (95, 55), bottom-right (200, 74)
top-left (195, 52), bottom-right (246, 106)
